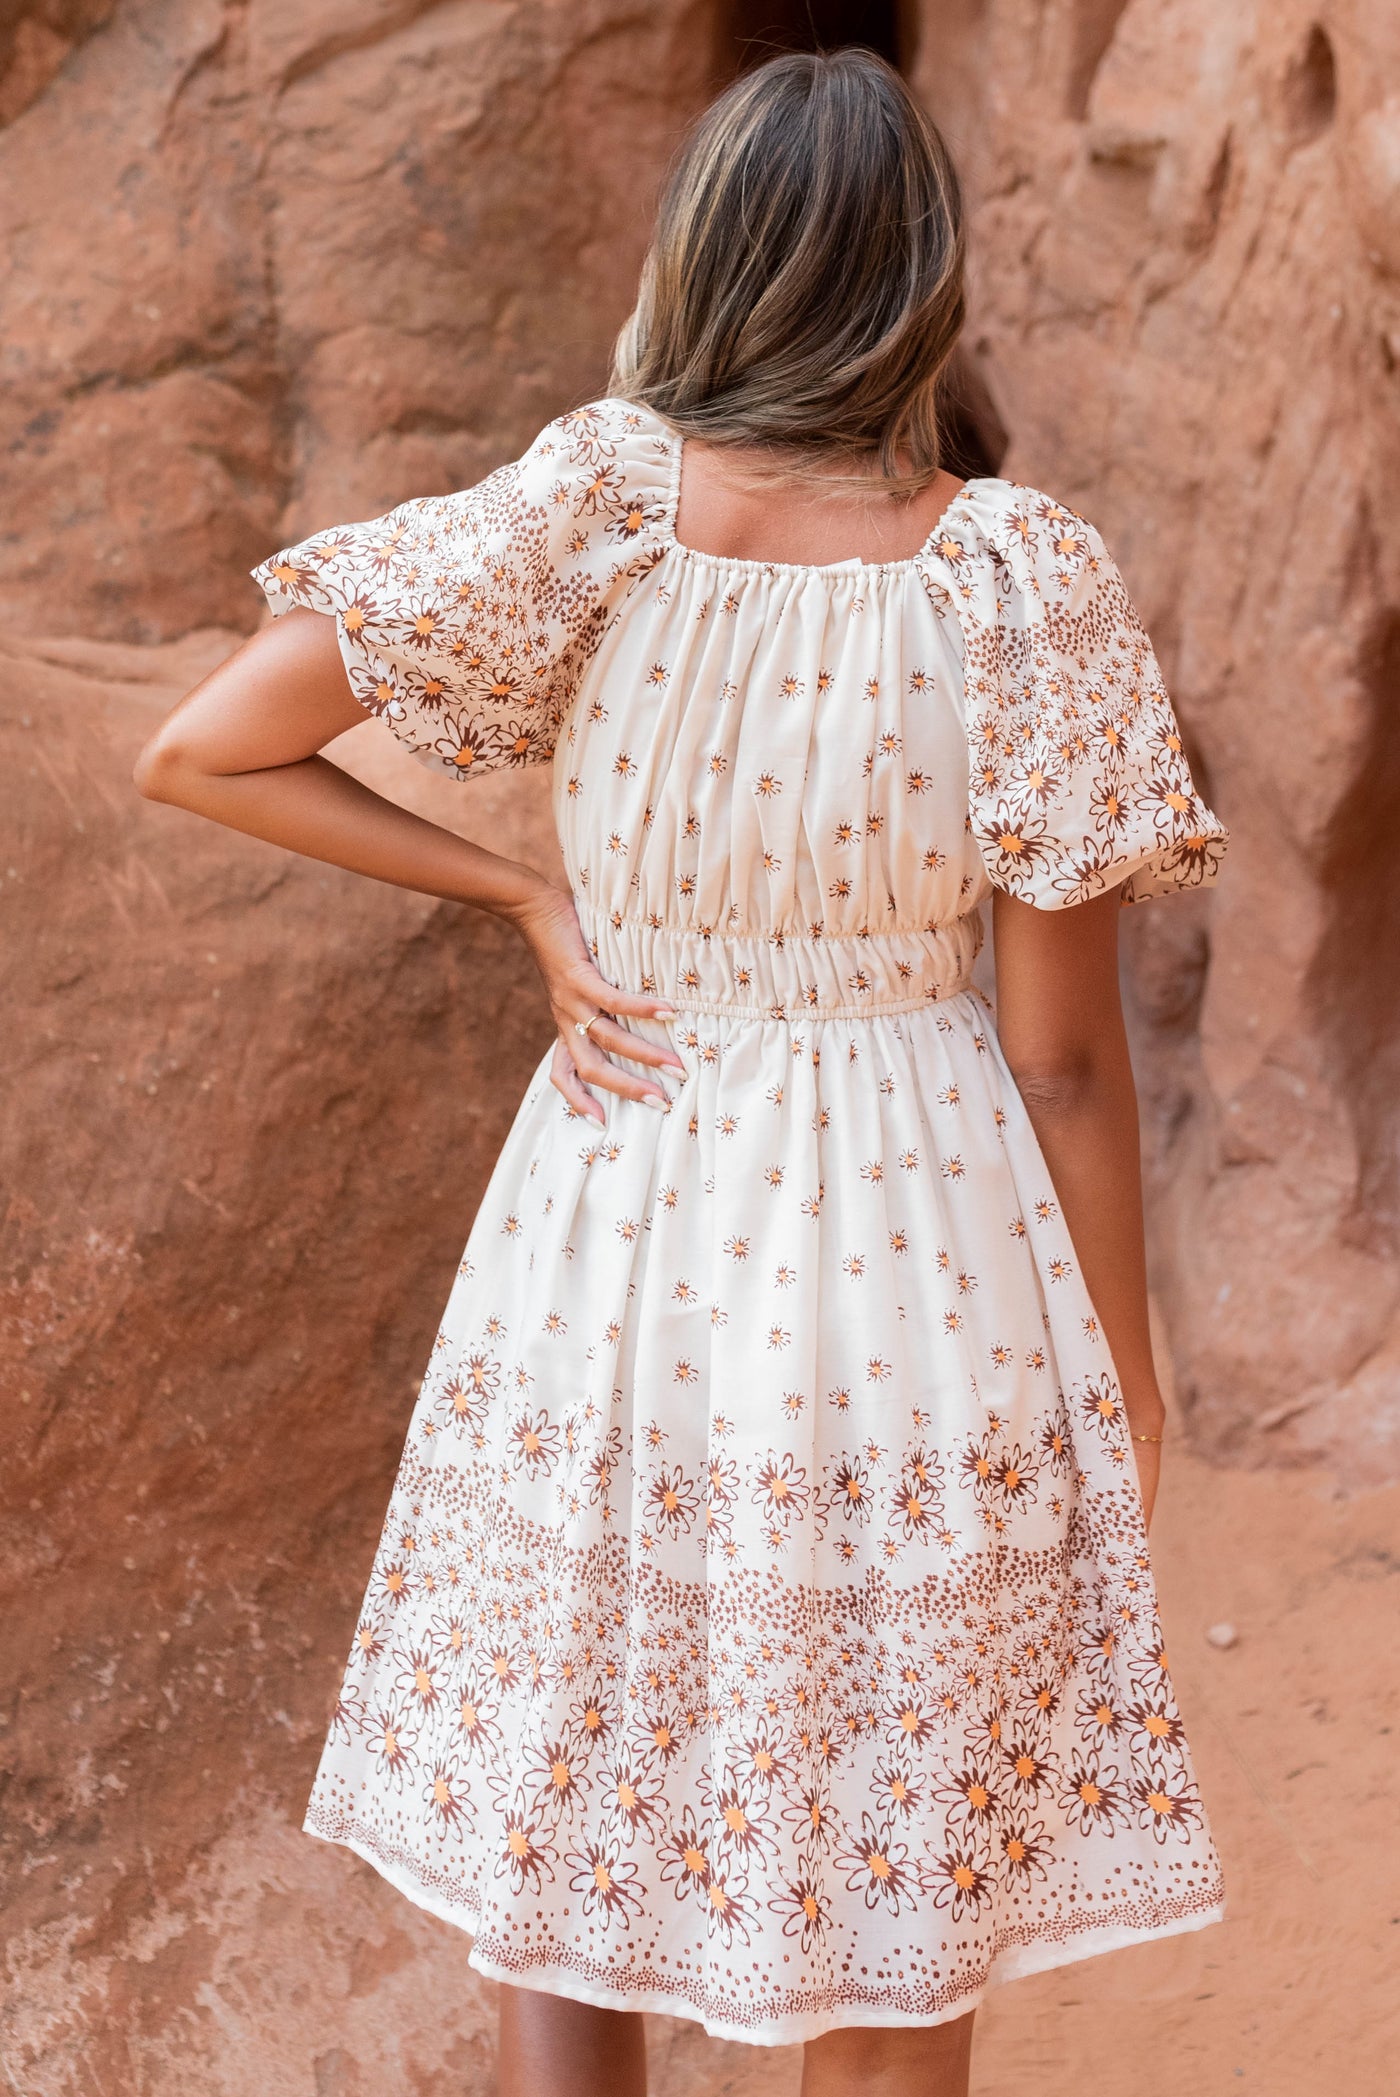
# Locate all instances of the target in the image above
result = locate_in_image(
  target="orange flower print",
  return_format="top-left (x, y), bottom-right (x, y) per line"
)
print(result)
top-left (703, 1870), bottom-right (757, 1947)
top-left (998, 1816), bottom-right (1054, 1887)
top-left (1132, 1769), bottom-right (1205, 1843)
top-left (567, 1842), bottom-right (647, 1926)
top-left (924, 1843), bottom-right (995, 1923)
top-left (826, 1453), bottom-right (875, 1525)
top-left (835, 1815), bottom-right (919, 1915)
top-left (607, 491), bottom-right (656, 542)
top-left (1001, 1738), bottom-right (1055, 1801)
top-left (771, 1873), bottom-right (833, 1951)
top-left (522, 1735), bottom-right (590, 1819)
top-left (599, 1749), bottom-right (667, 1844)
top-left (975, 801), bottom-right (1054, 886)
top-left (751, 1451), bottom-right (810, 1526)
top-left (933, 1762), bottom-right (1001, 1833)
top-left (1126, 1697), bottom-right (1187, 1756)
top-left (644, 1466), bottom-right (700, 1537)
top-left (1058, 1754), bottom-right (1132, 1833)
top-left (659, 1809), bottom-right (712, 1902)
top-left (422, 1753), bottom-right (477, 1835)
top-left (958, 1433), bottom-right (996, 1501)
top-left (1080, 1375), bottom-right (1124, 1436)
top-left (508, 1408), bottom-right (560, 1478)
top-left (495, 1795), bottom-right (555, 1894)
top-left (453, 1685), bottom-right (500, 1766)
top-left (890, 1447), bottom-right (946, 1539)
top-left (393, 1644), bottom-right (446, 1715)
top-left (992, 1444), bottom-right (1039, 1512)
top-left (364, 1700), bottom-right (420, 1790)
top-left (705, 1781), bottom-right (778, 1866)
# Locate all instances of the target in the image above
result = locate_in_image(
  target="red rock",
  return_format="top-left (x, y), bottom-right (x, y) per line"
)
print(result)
top-left (0, 0), bottom-right (713, 639)
top-left (912, 1), bottom-right (1400, 1480)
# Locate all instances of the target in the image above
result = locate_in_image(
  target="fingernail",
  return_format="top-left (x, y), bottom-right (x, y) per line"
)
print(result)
top-left (653, 1005), bottom-right (677, 1018)
top-left (665, 1057), bottom-right (686, 1071)
top-left (643, 1093), bottom-right (670, 1110)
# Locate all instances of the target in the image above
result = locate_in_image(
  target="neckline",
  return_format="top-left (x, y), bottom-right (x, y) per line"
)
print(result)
top-left (621, 399), bottom-right (995, 579)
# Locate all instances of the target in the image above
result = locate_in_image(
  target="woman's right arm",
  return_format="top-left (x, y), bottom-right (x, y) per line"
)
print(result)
top-left (992, 885), bottom-right (1167, 1526)
top-left (134, 608), bottom-right (684, 1119)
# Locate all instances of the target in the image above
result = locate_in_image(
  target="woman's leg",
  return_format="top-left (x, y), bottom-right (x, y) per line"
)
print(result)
top-left (496, 1984), bottom-right (648, 2097)
top-left (800, 2009), bottom-right (976, 2097)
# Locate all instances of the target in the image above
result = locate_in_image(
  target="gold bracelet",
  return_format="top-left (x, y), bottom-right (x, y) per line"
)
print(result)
top-left (1133, 1432), bottom-right (1164, 1444)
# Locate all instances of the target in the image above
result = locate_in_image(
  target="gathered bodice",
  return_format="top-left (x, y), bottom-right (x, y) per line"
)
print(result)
top-left (561, 546), bottom-right (989, 944)
top-left (559, 543), bottom-right (994, 1017)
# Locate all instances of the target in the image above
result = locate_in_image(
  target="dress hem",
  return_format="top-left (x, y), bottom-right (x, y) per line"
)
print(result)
top-left (304, 1813), bottom-right (1226, 2049)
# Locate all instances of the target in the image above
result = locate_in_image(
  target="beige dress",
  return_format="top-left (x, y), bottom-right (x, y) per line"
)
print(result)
top-left (254, 396), bottom-right (1228, 2045)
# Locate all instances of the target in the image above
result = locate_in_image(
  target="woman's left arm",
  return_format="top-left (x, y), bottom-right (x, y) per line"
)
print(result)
top-left (991, 885), bottom-right (1167, 1526)
top-left (133, 606), bottom-right (686, 1114)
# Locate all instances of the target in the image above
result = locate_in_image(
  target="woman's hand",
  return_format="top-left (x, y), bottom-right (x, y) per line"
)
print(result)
top-left (1131, 1430), bottom-right (1163, 1532)
top-left (1125, 1381), bottom-right (1166, 1531)
top-left (508, 883), bottom-right (686, 1126)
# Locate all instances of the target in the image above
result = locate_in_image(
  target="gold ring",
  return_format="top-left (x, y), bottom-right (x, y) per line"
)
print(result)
top-left (574, 1013), bottom-right (601, 1039)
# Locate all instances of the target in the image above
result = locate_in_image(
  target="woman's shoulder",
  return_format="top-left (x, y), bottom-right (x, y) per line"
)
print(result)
top-left (445, 396), bottom-right (679, 555)
top-left (922, 473), bottom-right (1120, 625)
top-left (350, 397), bottom-right (678, 574)
top-left (518, 396), bottom-right (678, 489)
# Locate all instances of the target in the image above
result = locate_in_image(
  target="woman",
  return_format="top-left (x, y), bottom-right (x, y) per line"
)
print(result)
top-left (136, 47), bottom-right (1227, 2096)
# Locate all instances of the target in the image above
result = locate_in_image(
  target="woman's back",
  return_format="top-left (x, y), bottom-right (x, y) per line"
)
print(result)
top-left (671, 436), bottom-right (969, 570)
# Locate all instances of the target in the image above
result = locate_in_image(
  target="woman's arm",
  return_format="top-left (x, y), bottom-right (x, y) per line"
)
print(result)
top-left (133, 607), bottom-right (684, 1119)
top-left (991, 885), bottom-right (1167, 1525)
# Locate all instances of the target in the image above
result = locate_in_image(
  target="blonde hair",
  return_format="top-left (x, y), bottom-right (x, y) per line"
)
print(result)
top-left (610, 48), bottom-right (966, 493)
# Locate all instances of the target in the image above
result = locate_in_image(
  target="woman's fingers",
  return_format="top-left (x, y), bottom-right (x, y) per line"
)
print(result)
top-left (549, 1040), bottom-right (606, 1125)
top-left (558, 963), bottom-right (687, 1080)
top-left (580, 1011), bottom-right (686, 1073)
top-left (571, 975), bottom-right (682, 1045)
top-left (548, 1031), bottom-right (681, 1119)
top-left (569, 1030), bottom-right (676, 1108)
top-left (602, 984), bottom-right (679, 1021)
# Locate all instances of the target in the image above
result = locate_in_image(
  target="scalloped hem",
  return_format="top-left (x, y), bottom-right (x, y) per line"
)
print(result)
top-left (305, 1816), bottom-right (1226, 2049)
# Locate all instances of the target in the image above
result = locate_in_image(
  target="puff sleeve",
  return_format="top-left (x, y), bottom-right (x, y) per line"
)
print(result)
top-left (922, 483), bottom-right (1228, 907)
top-left (251, 399), bottom-right (676, 780)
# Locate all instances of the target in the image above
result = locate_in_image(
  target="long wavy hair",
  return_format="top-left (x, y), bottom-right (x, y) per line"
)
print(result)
top-left (610, 48), bottom-right (966, 493)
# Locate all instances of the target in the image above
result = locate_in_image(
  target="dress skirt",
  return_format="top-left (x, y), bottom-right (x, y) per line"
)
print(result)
top-left (301, 930), bottom-right (1225, 2044)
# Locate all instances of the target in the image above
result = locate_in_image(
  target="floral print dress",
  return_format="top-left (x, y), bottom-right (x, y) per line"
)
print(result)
top-left (254, 397), bottom-right (1228, 2045)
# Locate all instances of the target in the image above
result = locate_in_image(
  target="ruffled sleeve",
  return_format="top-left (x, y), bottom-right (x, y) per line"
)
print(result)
top-left (920, 481), bottom-right (1228, 907)
top-left (251, 399), bottom-right (677, 780)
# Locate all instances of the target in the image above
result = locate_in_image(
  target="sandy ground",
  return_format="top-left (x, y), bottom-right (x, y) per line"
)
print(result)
top-left (645, 1421), bottom-right (1400, 2094)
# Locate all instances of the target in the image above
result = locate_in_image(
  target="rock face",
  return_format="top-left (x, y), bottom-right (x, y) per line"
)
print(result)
top-left (909, 0), bottom-right (1400, 1478)
top-left (5, 1), bottom-right (1399, 2091)
top-left (0, 0), bottom-right (714, 639)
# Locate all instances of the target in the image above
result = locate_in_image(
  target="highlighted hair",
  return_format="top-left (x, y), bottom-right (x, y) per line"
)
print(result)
top-left (611, 48), bottom-right (966, 490)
